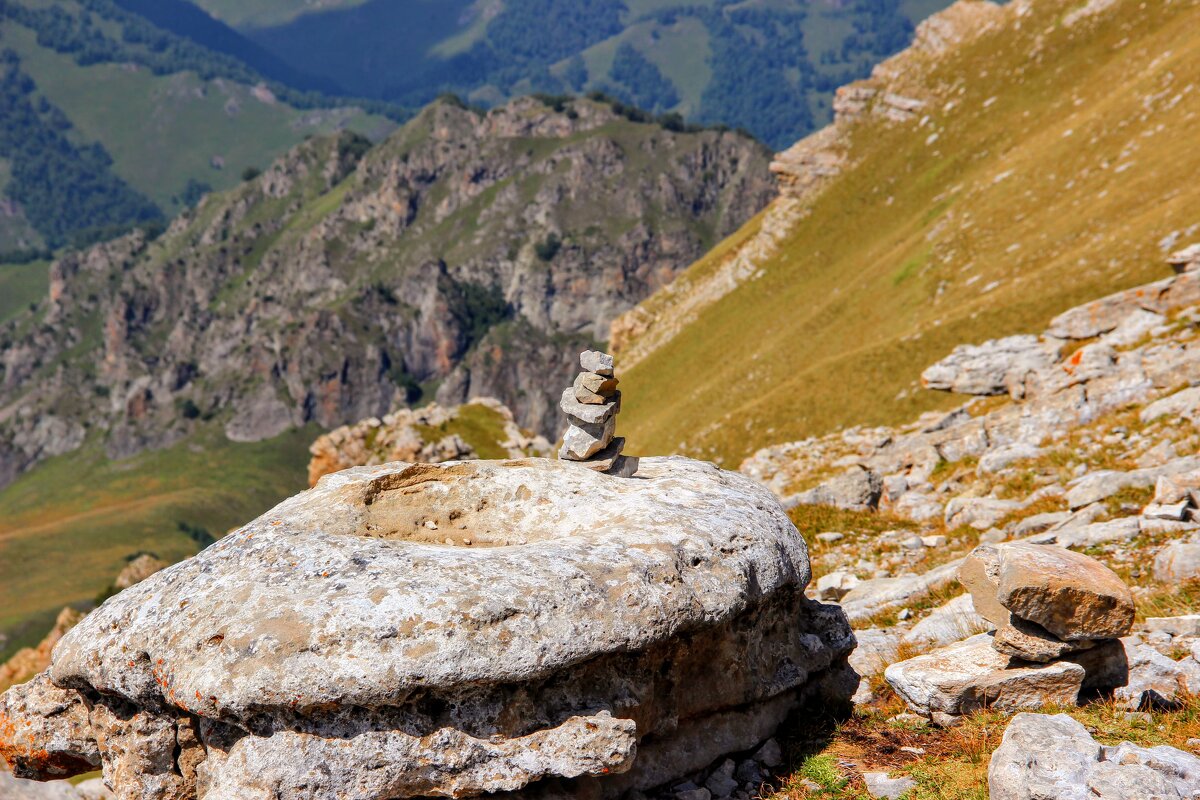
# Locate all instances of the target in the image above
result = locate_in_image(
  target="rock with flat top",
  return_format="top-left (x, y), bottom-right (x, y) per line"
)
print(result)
top-left (883, 634), bottom-right (1090, 718)
top-left (580, 350), bottom-right (615, 376)
top-left (921, 335), bottom-right (1058, 397)
top-left (574, 372), bottom-right (618, 403)
top-left (993, 542), bottom-right (1133, 642)
top-left (2, 457), bottom-right (854, 799)
top-left (559, 414), bottom-right (617, 460)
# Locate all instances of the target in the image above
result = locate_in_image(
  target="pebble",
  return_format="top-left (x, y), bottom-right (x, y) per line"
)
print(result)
top-left (817, 532), bottom-right (845, 543)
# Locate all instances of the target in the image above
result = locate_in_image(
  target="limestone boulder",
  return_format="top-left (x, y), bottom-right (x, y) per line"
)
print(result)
top-left (920, 335), bottom-right (1058, 397)
top-left (788, 466), bottom-right (882, 511)
top-left (883, 634), bottom-right (1104, 719)
top-left (3, 457), bottom-right (855, 800)
top-left (988, 713), bottom-right (1200, 800)
top-left (994, 542), bottom-right (1134, 642)
top-left (1154, 540), bottom-right (1200, 583)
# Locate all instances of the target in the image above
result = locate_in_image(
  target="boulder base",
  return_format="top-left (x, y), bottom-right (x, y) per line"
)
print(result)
top-left (2, 457), bottom-right (854, 800)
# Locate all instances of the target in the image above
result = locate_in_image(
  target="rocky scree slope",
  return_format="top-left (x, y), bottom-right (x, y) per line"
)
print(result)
top-left (613, 0), bottom-right (1200, 465)
top-left (716, 250), bottom-right (1200, 795)
top-left (0, 94), bottom-right (773, 489)
top-left (307, 396), bottom-right (551, 486)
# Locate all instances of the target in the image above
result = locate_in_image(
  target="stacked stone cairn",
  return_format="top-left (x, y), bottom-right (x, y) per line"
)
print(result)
top-left (559, 350), bottom-right (638, 476)
top-left (885, 542), bottom-right (1136, 724)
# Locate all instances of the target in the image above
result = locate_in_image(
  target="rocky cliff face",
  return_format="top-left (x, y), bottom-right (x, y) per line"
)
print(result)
top-left (0, 95), bottom-right (774, 487)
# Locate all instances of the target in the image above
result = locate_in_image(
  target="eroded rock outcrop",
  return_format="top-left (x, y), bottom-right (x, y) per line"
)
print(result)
top-left (307, 397), bottom-right (551, 486)
top-left (2, 457), bottom-right (854, 799)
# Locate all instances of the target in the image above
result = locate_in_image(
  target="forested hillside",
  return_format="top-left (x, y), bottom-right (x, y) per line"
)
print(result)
top-left (190, 0), bottom-right (949, 150)
top-left (0, 0), bottom-right (397, 254)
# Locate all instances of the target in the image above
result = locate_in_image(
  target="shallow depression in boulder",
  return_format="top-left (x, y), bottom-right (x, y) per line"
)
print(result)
top-left (354, 462), bottom-right (582, 546)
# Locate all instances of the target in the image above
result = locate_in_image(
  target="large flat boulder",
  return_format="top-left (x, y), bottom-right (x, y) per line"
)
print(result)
top-left (883, 634), bottom-right (1087, 719)
top-left (3, 457), bottom-right (854, 800)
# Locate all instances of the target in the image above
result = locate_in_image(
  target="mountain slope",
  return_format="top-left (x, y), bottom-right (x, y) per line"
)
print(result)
top-left (205, 0), bottom-right (953, 149)
top-left (614, 0), bottom-right (1200, 466)
top-left (0, 95), bottom-right (773, 490)
top-left (0, 0), bottom-right (397, 252)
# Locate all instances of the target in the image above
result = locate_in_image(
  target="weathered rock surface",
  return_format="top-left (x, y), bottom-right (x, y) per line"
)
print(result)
top-left (787, 467), bottom-right (883, 511)
top-left (1154, 540), bottom-right (1200, 583)
top-left (958, 543), bottom-right (1132, 663)
top-left (3, 457), bottom-right (854, 799)
top-left (988, 712), bottom-right (1200, 800)
top-left (883, 634), bottom-right (1114, 719)
top-left (921, 335), bottom-right (1060, 397)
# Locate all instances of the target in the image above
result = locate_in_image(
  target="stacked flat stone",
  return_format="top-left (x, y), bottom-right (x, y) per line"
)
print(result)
top-left (959, 542), bottom-right (1135, 662)
top-left (559, 350), bottom-right (636, 476)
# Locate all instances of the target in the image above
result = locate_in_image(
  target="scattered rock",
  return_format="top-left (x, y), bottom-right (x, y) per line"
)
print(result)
top-left (1145, 615), bottom-right (1200, 637)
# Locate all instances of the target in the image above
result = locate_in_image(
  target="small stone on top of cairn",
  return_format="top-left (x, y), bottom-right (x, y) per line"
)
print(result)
top-left (559, 350), bottom-right (638, 477)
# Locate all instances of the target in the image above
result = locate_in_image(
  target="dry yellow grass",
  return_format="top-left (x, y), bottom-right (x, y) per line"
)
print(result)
top-left (618, 0), bottom-right (1200, 467)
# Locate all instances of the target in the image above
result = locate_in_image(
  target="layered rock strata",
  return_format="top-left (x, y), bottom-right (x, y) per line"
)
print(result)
top-left (558, 350), bottom-right (638, 477)
top-left (1, 457), bottom-right (855, 799)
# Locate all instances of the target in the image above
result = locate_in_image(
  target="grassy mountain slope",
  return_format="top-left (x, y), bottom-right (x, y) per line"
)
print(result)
top-left (227, 0), bottom-right (951, 149)
top-left (615, 0), bottom-right (1200, 466)
top-left (194, 0), bottom-right (366, 29)
top-left (0, 0), bottom-right (397, 252)
top-left (0, 427), bottom-right (313, 661)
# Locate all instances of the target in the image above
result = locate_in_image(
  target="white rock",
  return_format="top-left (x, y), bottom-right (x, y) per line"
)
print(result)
top-left (862, 771), bottom-right (918, 799)
top-left (1145, 615), bottom-right (1200, 637)
top-left (989, 712), bottom-right (1200, 800)
top-left (816, 570), bottom-right (860, 601)
top-left (884, 634), bottom-right (1091, 718)
top-left (902, 594), bottom-right (990, 649)
top-left (1153, 541), bottom-right (1200, 583)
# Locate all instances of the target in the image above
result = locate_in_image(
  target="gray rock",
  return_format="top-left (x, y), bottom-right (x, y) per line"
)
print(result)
top-left (902, 593), bottom-right (990, 650)
top-left (862, 771), bottom-right (917, 799)
top-left (5, 457), bottom-right (855, 799)
top-left (1100, 309), bottom-right (1167, 348)
top-left (921, 335), bottom-right (1058, 397)
top-left (840, 559), bottom-right (965, 625)
top-left (884, 634), bottom-right (1090, 718)
top-left (1114, 640), bottom-right (1200, 711)
top-left (752, 739), bottom-right (783, 769)
top-left (1066, 456), bottom-right (1200, 509)
top-left (560, 387), bottom-right (620, 425)
top-left (987, 713), bottom-right (1100, 800)
top-left (559, 414), bottom-right (617, 460)
top-left (978, 443), bottom-right (1044, 474)
top-left (790, 466), bottom-right (883, 511)
top-left (580, 350), bottom-right (615, 377)
top-left (703, 760), bottom-right (739, 798)
top-left (1153, 541), bottom-right (1200, 583)
top-left (944, 496), bottom-right (1023, 530)
top-left (989, 712), bottom-right (1200, 800)
top-left (0, 772), bottom-right (93, 799)
top-left (816, 571), bottom-right (859, 601)
top-left (1145, 615), bottom-right (1200, 637)
top-left (1140, 386), bottom-right (1200, 424)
